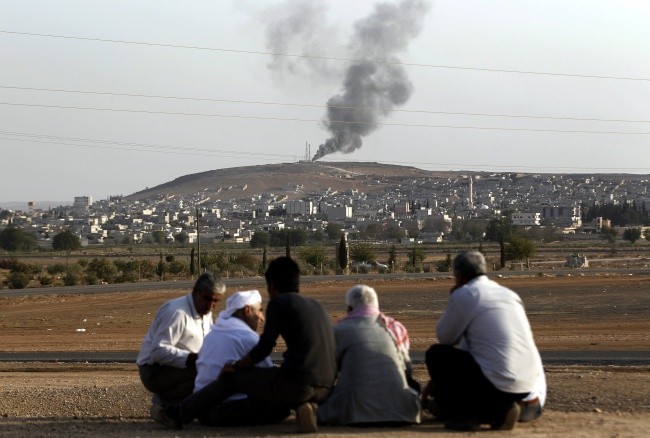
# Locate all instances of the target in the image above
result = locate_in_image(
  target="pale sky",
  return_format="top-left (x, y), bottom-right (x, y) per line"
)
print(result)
top-left (1, 0), bottom-right (648, 203)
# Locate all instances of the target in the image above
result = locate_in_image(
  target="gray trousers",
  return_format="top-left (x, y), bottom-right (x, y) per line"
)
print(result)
top-left (138, 363), bottom-right (197, 405)
top-left (178, 367), bottom-right (330, 424)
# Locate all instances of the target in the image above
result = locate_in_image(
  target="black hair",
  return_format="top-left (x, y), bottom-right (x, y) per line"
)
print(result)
top-left (264, 256), bottom-right (300, 293)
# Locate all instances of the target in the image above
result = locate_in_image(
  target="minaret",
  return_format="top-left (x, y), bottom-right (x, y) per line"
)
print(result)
top-left (469, 176), bottom-right (474, 208)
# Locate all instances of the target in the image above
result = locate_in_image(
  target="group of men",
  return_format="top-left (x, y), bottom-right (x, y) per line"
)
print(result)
top-left (137, 252), bottom-right (545, 432)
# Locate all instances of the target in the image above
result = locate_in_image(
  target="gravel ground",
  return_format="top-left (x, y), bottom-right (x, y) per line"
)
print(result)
top-left (0, 363), bottom-right (648, 437)
top-left (1, 275), bottom-right (648, 436)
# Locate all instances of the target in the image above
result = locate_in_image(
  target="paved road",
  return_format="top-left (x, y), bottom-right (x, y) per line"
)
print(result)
top-left (2, 268), bottom-right (649, 298)
top-left (1, 350), bottom-right (648, 366)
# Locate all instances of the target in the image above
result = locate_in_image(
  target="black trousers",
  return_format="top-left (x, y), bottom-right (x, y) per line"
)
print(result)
top-left (198, 396), bottom-right (290, 427)
top-left (425, 344), bottom-right (528, 423)
top-left (138, 363), bottom-right (196, 405)
top-left (178, 367), bottom-right (330, 424)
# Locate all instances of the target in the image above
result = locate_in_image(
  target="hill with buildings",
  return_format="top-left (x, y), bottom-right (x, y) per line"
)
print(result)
top-left (127, 161), bottom-right (459, 201)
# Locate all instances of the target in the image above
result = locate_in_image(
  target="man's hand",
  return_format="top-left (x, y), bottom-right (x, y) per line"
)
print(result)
top-left (185, 352), bottom-right (198, 368)
top-left (421, 380), bottom-right (433, 410)
top-left (219, 362), bottom-right (237, 377)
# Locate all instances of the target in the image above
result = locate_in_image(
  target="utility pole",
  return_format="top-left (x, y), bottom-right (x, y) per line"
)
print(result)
top-left (196, 207), bottom-right (201, 273)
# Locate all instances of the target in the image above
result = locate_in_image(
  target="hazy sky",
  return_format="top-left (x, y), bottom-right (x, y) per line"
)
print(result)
top-left (1, 0), bottom-right (648, 203)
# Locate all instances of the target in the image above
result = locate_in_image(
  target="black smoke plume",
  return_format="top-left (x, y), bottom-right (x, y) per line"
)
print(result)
top-left (313, 0), bottom-right (430, 161)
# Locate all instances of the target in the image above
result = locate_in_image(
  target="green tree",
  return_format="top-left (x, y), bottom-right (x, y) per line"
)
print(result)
top-left (622, 228), bottom-right (642, 244)
top-left (506, 236), bottom-right (537, 269)
top-left (52, 230), bottom-right (81, 254)
top-left (388, 245), bottom-right (397, 270)
top-left (190, 247), bottom-right (196, 277)
top-left (350, 243), bottom-right (377, 263)
top-left (408, 245), bottom-right (427, 269)
top-left (338, 234), bottom-right (349, 274)
top-left (485, 217), bottom-right (515, 269)
top-left (299, 245), bottom-right (327, 269)
top-left (250, 231), bottom-right (270, 248)
top-left (152, 230), bottom-right (167, 244)
top-left (0, 227), bottom-right (37, 252)
top-left (86, 257), bottom-right (118, 283)
top-left (325, 222), bottom-right (343, 241)
top-left (174, 232), bottom-right (188, 244)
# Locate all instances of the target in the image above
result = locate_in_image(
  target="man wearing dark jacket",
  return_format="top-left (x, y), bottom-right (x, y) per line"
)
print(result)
top-left (153, 257), bottom-right (336, 433)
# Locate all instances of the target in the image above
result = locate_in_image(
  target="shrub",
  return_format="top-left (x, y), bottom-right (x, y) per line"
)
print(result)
top-left (47, 263), bottom-right (68, 275)
top-left (168, 260), bottom-right (187, 276)
top-left (6, 272), bottom-right (31, 289)
top-left (63, 271), bottom-right (79, 286)
top-left (38, 275), bottom-right (53, 286)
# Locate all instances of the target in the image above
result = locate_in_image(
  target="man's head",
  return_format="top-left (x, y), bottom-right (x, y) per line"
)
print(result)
top-left (222, 290), bottom-right (265, 331)
top-left (191, 273), bottom-right (226, 316)
top-left (345, 284), bottom-right (379, 312)
top-left (264, 257), bottom-right (300, 297)
top-left (452, 251), bottom-right (487, 287)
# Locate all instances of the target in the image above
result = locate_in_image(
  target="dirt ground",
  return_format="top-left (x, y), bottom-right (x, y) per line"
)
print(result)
top-left (0, 274), bottom-right (649, 436)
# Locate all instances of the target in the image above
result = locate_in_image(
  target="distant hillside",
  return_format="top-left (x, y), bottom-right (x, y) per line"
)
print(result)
top-left (127, 162), bottom-right (459, 201)
top-left (126, 161), bottom-right (649, 202)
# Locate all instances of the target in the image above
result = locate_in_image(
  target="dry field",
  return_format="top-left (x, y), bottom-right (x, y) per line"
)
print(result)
top-left (1, 274), bottom-right (649, 436)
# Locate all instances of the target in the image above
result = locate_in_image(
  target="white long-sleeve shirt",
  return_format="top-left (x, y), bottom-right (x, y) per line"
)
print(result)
top-left (437, 276), bottom-right (539, 394)
top-left (194, 314), bottom-right (273, 400)
top-left (136, 294), bottom-right (212, 368)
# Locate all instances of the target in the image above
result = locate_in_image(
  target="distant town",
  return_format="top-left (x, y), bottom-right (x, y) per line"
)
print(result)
top-left (1, 170), bottom-right (648, 248)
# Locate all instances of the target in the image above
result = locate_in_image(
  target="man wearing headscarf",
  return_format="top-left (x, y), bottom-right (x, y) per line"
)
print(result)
top-left (192, 290), bottom-right (290, 426)
top-left (317, 284), bottom-right (421, 426)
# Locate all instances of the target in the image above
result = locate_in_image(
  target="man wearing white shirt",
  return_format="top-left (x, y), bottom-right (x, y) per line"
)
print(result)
top-left (137, 273), bottom-right (225, 408)
top-left (193, 290), bottom-right (290, 426)
top-left (423, 251), bottom-right (541, 431)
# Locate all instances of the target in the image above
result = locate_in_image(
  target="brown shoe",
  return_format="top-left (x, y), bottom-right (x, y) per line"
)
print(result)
top-left (296, 402), bottom-right (317, 433)
top-left (491, 402), bottom-right (521, 431)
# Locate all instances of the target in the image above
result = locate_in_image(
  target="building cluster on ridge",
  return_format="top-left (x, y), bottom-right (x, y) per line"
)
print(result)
top-left (1, 172), bottom-right (648, 247)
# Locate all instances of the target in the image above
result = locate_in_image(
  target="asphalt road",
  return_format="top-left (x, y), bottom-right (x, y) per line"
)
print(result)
top-left (2, 268), bottom-right (649, 298)
top-left (0, 350), bottom-right (648, 366)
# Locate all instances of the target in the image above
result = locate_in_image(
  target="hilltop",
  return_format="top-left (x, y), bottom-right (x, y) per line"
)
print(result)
top-left (127, 161), bottom-right (459, 200)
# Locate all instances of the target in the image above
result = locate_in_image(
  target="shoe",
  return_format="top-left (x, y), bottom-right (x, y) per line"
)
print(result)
top-left (151, 394), bottom-right (164, 407)
top-left (444, 419), bottom-right (481, 431)
top-left (296, 402), bottom-right (317, 433)
top-left (150, 404), bottom-right (183, 430)
top-left (491, 402), bottom-right (521, 431)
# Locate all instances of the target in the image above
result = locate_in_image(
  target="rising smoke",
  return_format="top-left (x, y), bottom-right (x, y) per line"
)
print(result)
top-left (262, 0), bottom-right (339, 83)
top-left (312, 0), bottom-right (431, 161)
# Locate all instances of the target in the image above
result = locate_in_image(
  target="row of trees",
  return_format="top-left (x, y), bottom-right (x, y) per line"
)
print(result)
top-left (583, 201), bottom-right (649, 226)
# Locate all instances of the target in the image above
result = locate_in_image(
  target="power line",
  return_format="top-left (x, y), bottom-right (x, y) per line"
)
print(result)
top-left (2, 129), bottom-right (646, 172)
top-left (1, 30), bottom-right (648, 82)
top-left (0, 132), bottom-right (296, 160)
top-left (317, 158), bottom-right (650, 172)
top-left (3, 134), bottom-right (645, 173)
top-left (2, 101), bottom-right (649, 135)
top-left (2, 84), bottom-right (649, 124)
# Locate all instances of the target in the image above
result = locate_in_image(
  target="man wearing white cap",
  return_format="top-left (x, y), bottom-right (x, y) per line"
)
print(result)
top-left (192, 290), bottom-right (290, 426)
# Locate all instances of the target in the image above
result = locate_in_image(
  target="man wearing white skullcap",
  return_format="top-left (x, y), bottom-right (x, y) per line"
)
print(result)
top-left (192, 290), bottom-right (290, 426)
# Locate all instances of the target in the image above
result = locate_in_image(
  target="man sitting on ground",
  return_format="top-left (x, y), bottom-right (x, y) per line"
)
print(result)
top-left (137, 273), bottom-right (225, 412)
top-left (193, 289), bottom-right (290, 426)
top-left (153, 257), bottom-right (336, 433)
top-left (317, 285), bottom-right (421, 427)
top-left (423, 251), bottom-right (541, 431)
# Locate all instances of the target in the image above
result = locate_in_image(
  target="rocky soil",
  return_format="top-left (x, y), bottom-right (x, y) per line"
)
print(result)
top-left (0, 274), bottom-right (648, 436)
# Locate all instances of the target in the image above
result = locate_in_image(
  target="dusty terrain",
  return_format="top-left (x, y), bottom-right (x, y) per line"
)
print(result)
top-left (1, 274), bottom-right (649, 436)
